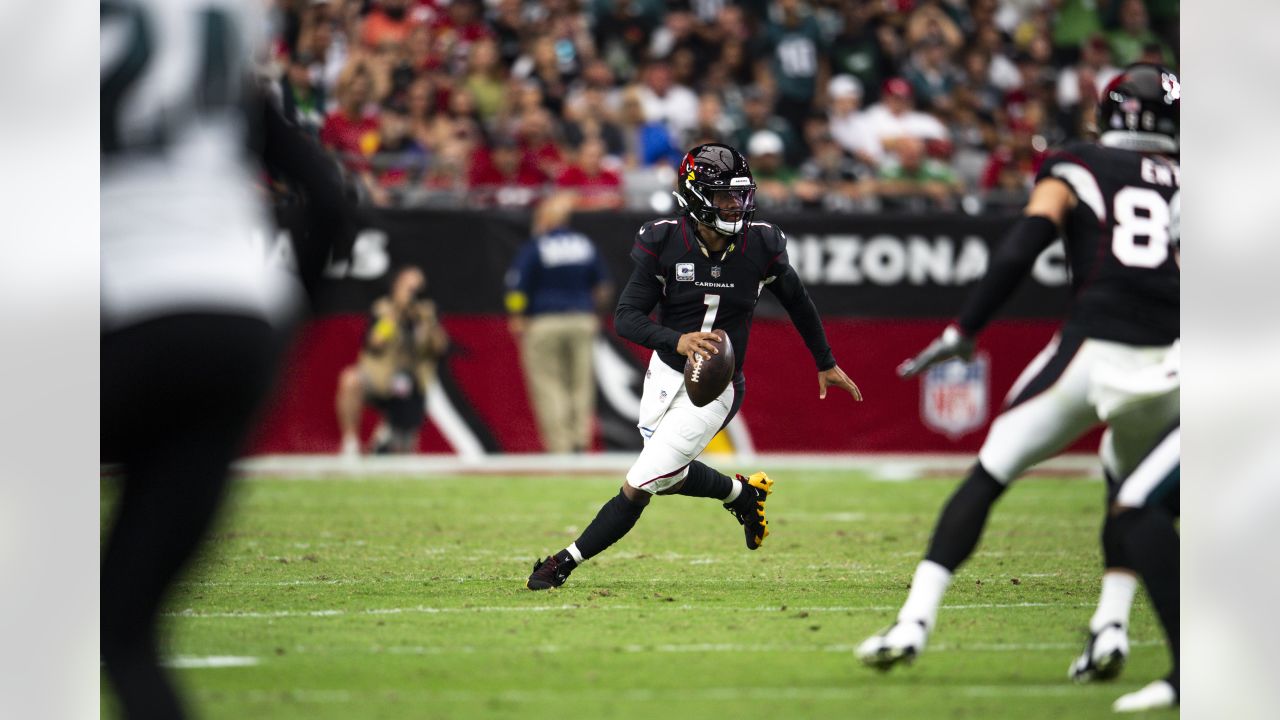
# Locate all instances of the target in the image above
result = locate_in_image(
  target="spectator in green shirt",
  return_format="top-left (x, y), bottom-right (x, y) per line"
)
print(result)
top-left (1051, 0), bottom-right (1105, 64)
top-left (877, 137), bottom-right (962, 211)
top-left (747, 130), bottom-right (798, 209)
top-left (1107, 0), bottom-right (1175, 67)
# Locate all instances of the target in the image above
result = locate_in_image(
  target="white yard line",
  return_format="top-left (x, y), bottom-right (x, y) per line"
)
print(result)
top-left (206, 683), bottom-right (1126, 704)
top-left (378, 640), bottom-right (1158, 655)
top-left (166, 601), bottom-right (1093, 620)
top-left (222, 452), bottom-right (1101, 480)
top-left (944, 640), bottom-right (1162, 652)
top-left (162, 656), bottom-right (259, 669)
top-left (178, 570), bottom-right (1062, 587)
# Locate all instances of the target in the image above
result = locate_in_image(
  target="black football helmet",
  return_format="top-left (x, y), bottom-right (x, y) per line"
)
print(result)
top-left (1097, 63), bottom-right (1179, 153)
top-left (673, 143), bottom-right (757, 236)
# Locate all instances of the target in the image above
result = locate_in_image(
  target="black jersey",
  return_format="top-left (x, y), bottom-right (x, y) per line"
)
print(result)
top-left (1037, 141), bottom-right (1180, 345)
top-left (614, 216), bottom-right (836, 377)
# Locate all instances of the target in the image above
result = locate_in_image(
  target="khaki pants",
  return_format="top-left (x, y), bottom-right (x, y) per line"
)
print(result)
top-left (520, 313), bottom-right (598, 453)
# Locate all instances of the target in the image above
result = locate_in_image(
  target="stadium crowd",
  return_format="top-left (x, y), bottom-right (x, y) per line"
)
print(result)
top-left (268, 0), bottom-right (1177, 213)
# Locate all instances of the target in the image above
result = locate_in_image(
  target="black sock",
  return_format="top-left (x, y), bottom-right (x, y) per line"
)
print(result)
top-left (925, 463), bottom-right (1007, 572)
top-left (1101, 509), bottom-right (1130, 570)
top-left (1100, 469), bottom-right (1131, 569)
top-left (676, 461), bottom-right (735, 501)
top-left (1116, 506), bottom-right (1180, 682)
top-left (570, 490), bottom-right (647, 561)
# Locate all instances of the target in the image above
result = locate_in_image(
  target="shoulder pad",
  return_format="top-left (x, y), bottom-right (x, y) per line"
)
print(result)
top-left (747, 220), bottom-right (787, 254)
top-left (632, 217), bottom-right (686, 270)
top-left (636, 218), bottom-right (683, 249)
top-left (1038, 142), bottom-right (1108, 222)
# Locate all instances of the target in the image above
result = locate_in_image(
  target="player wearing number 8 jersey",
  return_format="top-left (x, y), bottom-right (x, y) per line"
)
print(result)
top-left (527, 143), bottom-right (862, 590)
top-left (856, 64), bottom-right (1181, 701)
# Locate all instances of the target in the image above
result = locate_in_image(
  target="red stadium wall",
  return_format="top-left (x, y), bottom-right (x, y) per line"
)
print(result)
top-left (249, 314), bottom-right (1100, 455)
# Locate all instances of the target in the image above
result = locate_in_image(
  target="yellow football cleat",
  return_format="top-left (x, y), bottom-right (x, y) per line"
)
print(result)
top-left (725, 472), bottom-right (773, 550)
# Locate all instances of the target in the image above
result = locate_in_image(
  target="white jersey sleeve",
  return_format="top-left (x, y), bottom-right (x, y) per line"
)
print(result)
top-left (101, 0), bottom-right (300, 330)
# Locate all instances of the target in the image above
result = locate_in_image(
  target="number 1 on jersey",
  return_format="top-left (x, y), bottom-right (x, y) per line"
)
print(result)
top-left (701, 294), bottom-right (720, 332)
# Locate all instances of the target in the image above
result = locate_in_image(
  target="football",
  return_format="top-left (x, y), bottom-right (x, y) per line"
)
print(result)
top-left (683, 329), bottom-right (735, 407)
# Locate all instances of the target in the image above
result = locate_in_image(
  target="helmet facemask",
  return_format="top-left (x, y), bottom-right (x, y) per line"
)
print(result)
top-left (707, 187), bottom-right (755, 235)
top-left (679, 181), bottom-right (756, 236)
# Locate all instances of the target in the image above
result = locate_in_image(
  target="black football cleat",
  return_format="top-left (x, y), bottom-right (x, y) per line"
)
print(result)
top-left (725, 472), bottom-right (773, 550)
top-left (526, 554), bottom-right (576, 590)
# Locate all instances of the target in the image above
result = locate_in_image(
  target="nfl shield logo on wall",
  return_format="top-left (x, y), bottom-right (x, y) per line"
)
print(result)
top-left (921, 355), bottom-right (989, 439)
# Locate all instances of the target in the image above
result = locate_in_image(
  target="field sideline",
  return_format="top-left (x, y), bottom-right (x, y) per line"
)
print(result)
top-left (100, 467), bottom-right (1176, 719)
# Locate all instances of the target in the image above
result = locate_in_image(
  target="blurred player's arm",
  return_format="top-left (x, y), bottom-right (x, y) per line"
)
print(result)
top-left (767, 262), bottom-right (862, 401)
top-left (259, 95), bottom-right (354, 305)
top-left (898, 179), bottom-right (1073, 377)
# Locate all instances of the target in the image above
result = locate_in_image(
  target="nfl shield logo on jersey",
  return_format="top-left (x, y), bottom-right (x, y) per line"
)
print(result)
top-left (711, 266), bottom-right (722, 279)
top-left (921, 355), bottom-right (989, 439)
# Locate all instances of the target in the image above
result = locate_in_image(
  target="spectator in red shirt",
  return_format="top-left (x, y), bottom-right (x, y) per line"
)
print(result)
top-left (468, 136), bottom-right (547, 208)
top-left (517, 108), bottom-right (566, 181)
top-left (320, 71), bottom-right (381, 167)
top-left (556, 139), bottom-right (623, 210)
top-left (980, 120), bottom-right (1047, 192)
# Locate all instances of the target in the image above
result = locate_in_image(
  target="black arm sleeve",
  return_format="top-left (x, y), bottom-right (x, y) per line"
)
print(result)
top-left (956, 215), bottom-right (1058, 337)
top-left (614, 266), bottom-right (683, 354)
top-left (259, 97), bottom-right (354, 307)
top-left (767, 264), bottom-right (837, 372)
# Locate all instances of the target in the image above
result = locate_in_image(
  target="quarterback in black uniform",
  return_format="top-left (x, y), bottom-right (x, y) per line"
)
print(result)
top-left (856, 64), bottom-right (1181, 710)
top-left (527, 143), bottom-right (862, 590)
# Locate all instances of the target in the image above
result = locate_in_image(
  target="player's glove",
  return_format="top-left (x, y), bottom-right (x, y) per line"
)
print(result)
top-left (897, 325), bottom-right (976, 378)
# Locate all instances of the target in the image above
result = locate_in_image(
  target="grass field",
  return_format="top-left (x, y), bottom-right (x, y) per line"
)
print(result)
top-left (101, 468), bottom-right (1176, 719)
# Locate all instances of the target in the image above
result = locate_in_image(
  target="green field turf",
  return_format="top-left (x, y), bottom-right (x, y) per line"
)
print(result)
top-left (101, 469), bottom-right (1176, 719)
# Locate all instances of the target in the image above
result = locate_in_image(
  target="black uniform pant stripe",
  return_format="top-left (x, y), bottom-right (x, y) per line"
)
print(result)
top-left (1005, 331), bottom-right (1086, 411)
top-left (719, 374), bottom-right (746, 431)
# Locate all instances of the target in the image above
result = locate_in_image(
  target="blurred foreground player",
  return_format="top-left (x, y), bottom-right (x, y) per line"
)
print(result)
top-left (1086, 205), bottom-right (1180, 713)
top-left (856, 64), bottom-right (1180, 695)
top-left (1090, 360), bottom-right (1180, 712)
top-left (336, 265), bottom-right (448, 455)
top-left (101, 1), bottom-right (350, 717)
top-left (1104, 422), bottom-right (1179, 711)
top-left (527, 143), bottom-right (862, 590)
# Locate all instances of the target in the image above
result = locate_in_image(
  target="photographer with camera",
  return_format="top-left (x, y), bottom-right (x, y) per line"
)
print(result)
top-left (336, 265), bottom-right (449, 456)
